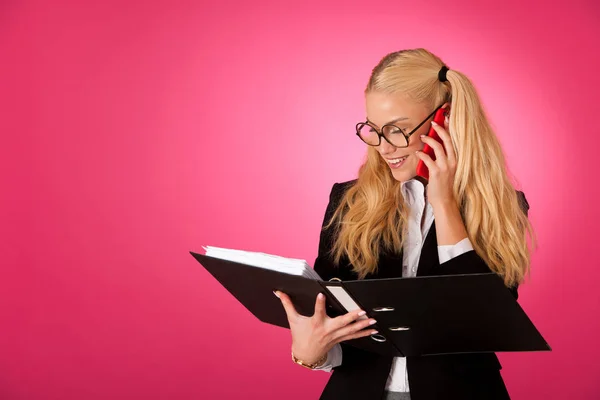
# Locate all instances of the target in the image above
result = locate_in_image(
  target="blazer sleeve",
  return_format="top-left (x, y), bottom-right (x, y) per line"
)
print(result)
top-left (433, 190), bottom-right (530, 299)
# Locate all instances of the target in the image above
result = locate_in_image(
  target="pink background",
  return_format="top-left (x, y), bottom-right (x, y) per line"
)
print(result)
top-left (1, 0), bottom-right (599, 399)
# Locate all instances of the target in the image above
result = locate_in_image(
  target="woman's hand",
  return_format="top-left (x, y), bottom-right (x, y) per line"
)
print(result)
top-left (274, 291), bottom-right (378, 365)
top-left (415, 112), bottom-right (469, 245)
top-left (414, 112), bottom-right (457, 209)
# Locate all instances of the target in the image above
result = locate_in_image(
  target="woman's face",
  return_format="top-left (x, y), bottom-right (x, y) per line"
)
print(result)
top-left (364, 91), bottom-right (438, 183)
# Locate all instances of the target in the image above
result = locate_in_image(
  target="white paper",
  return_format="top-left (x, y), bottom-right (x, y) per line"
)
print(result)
top-left (202, 245), bottom-right (322, 280)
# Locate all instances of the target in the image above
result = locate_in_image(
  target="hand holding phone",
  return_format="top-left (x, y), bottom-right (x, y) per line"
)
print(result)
top-left (416, 106), bottom-right (448, 181)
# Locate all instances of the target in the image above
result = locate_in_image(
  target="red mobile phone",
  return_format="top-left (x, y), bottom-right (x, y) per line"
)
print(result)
top-left (416, 107), bottom-right (447, 180)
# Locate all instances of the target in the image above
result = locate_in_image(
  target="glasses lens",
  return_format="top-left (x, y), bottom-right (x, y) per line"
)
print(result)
top-left (382, 125), bottom-right (408, 147)
top-left (357, 123), bottom-right (380, 145)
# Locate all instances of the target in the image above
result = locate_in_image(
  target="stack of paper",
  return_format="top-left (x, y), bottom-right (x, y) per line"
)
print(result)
top-left (203, 245), bottom-right (322, 280)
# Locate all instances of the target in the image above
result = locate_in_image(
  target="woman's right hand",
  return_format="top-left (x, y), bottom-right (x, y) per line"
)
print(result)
top-left (274, 291), bottom-right (378, 365)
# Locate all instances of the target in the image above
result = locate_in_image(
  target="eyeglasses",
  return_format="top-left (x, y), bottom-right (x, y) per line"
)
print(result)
top-left (356, 103), bottom-right (445, 148)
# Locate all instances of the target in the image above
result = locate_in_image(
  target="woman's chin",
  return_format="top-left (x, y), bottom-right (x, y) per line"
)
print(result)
top-left (391, 170), bottom-right (417, 182)
top-left (389, 161), bottom-right (417, 182)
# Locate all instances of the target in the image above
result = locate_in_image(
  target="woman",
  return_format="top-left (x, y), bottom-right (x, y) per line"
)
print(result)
top-left (275, 48), bottom-right (534, 400)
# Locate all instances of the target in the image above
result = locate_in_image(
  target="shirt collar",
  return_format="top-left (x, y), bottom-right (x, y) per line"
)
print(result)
top-left (400, 178), bottom-right (427, 206)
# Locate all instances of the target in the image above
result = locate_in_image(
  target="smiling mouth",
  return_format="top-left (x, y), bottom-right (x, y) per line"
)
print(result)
top-left (386, 155), bottom-right (409, 164)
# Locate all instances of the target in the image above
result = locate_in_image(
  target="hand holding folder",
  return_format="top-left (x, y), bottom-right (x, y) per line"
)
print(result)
top-left (191, 246), bottom-right (550, 358)
top-left (275, 290), bottom-right (378, 366)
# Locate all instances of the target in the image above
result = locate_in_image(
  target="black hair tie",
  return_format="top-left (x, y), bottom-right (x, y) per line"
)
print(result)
top-left (438, 66), bottom-right (449, 82)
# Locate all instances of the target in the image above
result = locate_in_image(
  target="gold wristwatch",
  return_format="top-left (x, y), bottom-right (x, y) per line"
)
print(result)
top-left (291, 351), bottom-right (328, 370)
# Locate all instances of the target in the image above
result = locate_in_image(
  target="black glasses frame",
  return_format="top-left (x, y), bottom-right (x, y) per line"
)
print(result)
top-left (355, 103), bottom-right (445, 148)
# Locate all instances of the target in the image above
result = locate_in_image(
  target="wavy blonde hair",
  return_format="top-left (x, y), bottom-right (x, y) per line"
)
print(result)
top-left (326, 49), bottom-right (536, 287)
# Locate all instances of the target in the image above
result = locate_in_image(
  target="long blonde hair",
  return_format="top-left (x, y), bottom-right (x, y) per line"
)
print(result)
top-left (326, 49), bottom-right (535, 287)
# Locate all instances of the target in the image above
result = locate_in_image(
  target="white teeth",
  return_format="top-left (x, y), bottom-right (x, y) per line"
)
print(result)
top-left (388, 156), bottom-right (408, 164)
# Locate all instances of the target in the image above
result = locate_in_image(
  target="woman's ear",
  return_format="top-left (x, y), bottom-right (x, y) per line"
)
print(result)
top-left (443, 102), bottom-right (451, 117)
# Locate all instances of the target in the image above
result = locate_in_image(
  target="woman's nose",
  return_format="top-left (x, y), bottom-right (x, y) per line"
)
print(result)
top-left (377, 138), bottom-right (396, 154)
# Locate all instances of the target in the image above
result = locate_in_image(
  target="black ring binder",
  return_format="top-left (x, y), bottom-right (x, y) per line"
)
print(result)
top-left (190, 251), bottom-right (551, 358)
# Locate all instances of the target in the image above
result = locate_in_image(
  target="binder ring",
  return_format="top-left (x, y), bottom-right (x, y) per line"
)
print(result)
top-left (389, 326), bottom-right (411, 331)
top-left (328, 277), bottom-right (342, 282)
top-left (373, 306), bottom-right (395, 312)
top-left (370, 333), bottom-right (387, 342)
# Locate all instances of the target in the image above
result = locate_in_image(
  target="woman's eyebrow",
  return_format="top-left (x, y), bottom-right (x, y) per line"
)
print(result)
top-left (366, 116), bottom-right (409, 127)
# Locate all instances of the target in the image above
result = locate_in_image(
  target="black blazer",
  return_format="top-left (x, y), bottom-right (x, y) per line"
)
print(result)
top-left (313, 180), bottom-right (530, 400)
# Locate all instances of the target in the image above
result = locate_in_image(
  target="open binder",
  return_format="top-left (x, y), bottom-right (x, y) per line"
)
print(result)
top-left (190, 251), bottom-right (550, 358)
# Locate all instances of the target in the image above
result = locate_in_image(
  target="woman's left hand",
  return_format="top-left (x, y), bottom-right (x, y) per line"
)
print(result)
top-left (414, 114), bottom-right (457, 208)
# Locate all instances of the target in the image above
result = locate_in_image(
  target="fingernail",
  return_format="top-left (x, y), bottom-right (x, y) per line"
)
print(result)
top-left (273, 290), bottom-right (280, 298)
top-left (431, 121), bottom-right (438, 125)
top-left (317, 293), bottom-right (324, 300)
top-left (358, 310), bottom-right (367, 316)
top-left (371, 330), bottom-right (379, 334)
top-left (369, 319), bottom-right (377, 325)
top-left (420, 135), bottom-right (425, 138)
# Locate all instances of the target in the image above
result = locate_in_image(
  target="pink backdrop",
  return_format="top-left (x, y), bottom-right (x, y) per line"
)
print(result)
top-left (2, 0), bottom-right (599, 399)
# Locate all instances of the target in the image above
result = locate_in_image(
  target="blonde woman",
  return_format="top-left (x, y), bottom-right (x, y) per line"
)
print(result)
top-left (275, 48), bottom-right (534, 400)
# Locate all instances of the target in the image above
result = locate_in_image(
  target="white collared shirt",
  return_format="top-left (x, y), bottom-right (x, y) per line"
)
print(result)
top-left (314, 178), bottom-right (474, 393)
